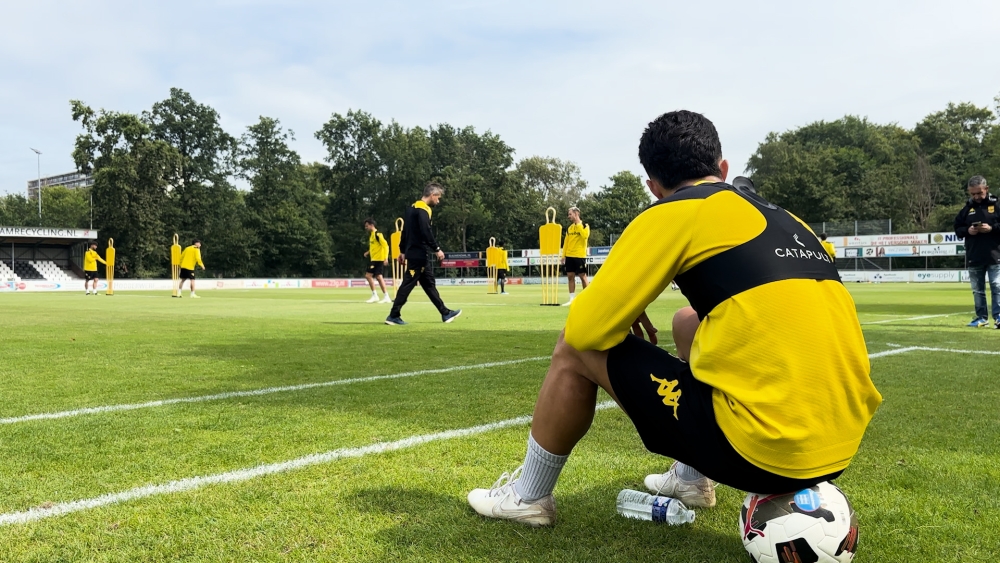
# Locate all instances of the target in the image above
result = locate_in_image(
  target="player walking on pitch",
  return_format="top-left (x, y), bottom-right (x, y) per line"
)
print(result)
top-left (363, 219), bottom-right (392, 303)
top-left (467, 110), bottom-right (882, 527)
top-left (561, 207), bottom-right (589, 305)
top-left (385, 183), bottom-right (461, 325)
top-left (83, 241), bottom-right (106, 295)
top-left (177, 240), bottom-right (205, 298)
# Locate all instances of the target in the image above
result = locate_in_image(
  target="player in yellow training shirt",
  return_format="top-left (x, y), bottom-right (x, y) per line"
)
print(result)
top-left (468, 110), bottom-right (882, 527)
top-left (178, 240), bottom-right (205, 298)
top-left (83, 241), bottom-right (107, 295)
top-left (496, 245), bottom-right (510, 295)
top-left (820, 232), bottom-right (837, 262)
top-left (561, 207), bottom-right (590, 305)
top-left (363, 219), bottom-right (392, 303)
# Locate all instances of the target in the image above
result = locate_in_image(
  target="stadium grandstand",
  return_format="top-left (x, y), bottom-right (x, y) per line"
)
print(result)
top-left (0, 226), bottom-right (95, 285)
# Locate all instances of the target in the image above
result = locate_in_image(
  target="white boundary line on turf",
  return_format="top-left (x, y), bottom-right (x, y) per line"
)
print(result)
top-left (862, 313), bottom-right (965, 325)
top-left (0, 401), bottom-right (618, 526)
top-left (0, 357), bottom-right (548, 426)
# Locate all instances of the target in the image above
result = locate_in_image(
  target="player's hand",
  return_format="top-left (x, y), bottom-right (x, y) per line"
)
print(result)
top-left (981, 224), bottom-right (993, 233)
top-left (436, 250), bottom-right (445, 261)
top-left (383, 259), bottom-right (388, 265)
top-left (969, 225), bottom-right (979, 235)
top-left (631, 311), bottom-right (658, 345)
top-left (364, 252), bottom-right (369, 257)
top-left (397, 254), bottom-right (406, 265)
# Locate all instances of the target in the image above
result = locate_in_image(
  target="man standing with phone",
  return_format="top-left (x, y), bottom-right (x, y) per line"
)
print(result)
top-left (954, 176), bottom-right (1000, 328)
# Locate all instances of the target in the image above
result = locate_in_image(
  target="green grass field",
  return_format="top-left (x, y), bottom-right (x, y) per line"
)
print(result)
top-left (0, 283), bottom-right (997, 562)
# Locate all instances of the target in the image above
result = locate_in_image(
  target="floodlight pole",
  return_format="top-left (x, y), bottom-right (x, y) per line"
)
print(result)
top-left (30, 148), bottom-right (42, 224)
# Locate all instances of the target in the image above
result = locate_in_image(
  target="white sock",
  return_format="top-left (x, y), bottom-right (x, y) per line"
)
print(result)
top-left (568, 292), bottom-right (575, 301)
top-left (675, 462), bottom-right (706, 482)
top-left (513, 434), bottom-right (568, 501)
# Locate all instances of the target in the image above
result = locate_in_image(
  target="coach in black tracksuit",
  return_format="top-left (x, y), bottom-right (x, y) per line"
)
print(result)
top-left (386, 182), bottom-right (461, 325)
top-left (954, 175), bottom-right (1000, 327)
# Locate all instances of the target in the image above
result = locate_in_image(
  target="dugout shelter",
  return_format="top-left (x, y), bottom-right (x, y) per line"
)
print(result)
top-left (0, 226), bottom-right (97, 283)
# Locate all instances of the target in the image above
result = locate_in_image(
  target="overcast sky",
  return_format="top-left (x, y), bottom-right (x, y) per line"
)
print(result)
top-left (2, 0), bottom-right (999, 197)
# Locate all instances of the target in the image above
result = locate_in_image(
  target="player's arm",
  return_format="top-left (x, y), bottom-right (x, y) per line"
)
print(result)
top-left (565, 202), bottom-right (697, 352)
top-left (95, 252), bottom-right (107, 265)
top-left (196, 249), bottom-right (205, 269)
top-left (378, 233), bottom-right (389, 262)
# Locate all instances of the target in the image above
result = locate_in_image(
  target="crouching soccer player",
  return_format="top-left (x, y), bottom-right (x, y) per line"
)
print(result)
top-left (467, 110), bottom-right (882, 526)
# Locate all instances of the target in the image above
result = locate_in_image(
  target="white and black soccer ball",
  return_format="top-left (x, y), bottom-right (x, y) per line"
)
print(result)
top-left (739, 481), bottom-right (859, 563)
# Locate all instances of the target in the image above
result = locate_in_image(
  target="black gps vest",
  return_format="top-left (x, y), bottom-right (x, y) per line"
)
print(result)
top-left (666, 182), bottom-right (842, 319)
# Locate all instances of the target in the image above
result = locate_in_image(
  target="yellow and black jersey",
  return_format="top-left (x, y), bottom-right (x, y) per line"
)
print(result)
top-left (369, 229), bottom-right (389, 262)
top-left (821, 240), bottom-right (836, 259)
top-left (565, 182), bottom-right (881, 480)
top-left (562, 223), bottom-right (590, 258)
top-left (497, 249), bottom-right (509, 270)
top-left (180, 246), bottom-right (204, 270)
top-left (83, 249), bottom-right (106, 272)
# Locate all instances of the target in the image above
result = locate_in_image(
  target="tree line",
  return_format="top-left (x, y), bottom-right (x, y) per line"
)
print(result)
top-left (748, 95), bottom-right (1000, 233)
top-left (0, 89), bottom-right (652, 278)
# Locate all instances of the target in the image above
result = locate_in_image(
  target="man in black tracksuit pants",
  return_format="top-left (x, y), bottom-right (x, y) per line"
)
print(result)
top-left (954, 175), bottom-right (1000, 328)
top-left (386, 182), bottom-right (462, 325)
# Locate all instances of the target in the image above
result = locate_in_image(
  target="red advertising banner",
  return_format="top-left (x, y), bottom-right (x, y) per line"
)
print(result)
top-left (441, 259), bottom-right (480, 268)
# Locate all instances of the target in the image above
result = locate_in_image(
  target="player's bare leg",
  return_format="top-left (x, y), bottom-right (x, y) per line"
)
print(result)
top-left (578, 273), bottom-right (589, 290)
top-left (468, 333), bottom-right (615, 526)
top-left (189, 278), bottom-right (199, 298)
top-left (376, 274), bottom-right (392, 303)
top-left (365, 272), bottom-right (379, 303)
top-left (563, 272), bottom-right (577, 306)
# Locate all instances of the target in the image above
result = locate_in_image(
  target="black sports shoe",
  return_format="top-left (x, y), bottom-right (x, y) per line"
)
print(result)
top-left (385, 316), bottom-right (407, 326)
top-left (442, 309), bottom-right (463, 323)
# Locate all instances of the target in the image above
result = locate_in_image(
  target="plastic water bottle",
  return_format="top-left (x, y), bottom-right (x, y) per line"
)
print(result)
top-left (616, 489), bottom-right (695, 525)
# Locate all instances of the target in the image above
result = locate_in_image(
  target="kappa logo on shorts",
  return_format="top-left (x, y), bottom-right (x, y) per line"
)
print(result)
top-left (649, 374), bottom-right (681, 419)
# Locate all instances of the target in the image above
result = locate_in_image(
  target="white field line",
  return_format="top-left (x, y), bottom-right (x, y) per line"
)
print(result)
top-left (863, 313), bottom-right (965, 325)
top-left (906, 346), bottom-right (1000, 356)
top-left (0, 357), bottom-right (548, 426)
top-left (0, 401), bottom-right (618, 526)
top-left (868, 346), bottom-right (922, 358)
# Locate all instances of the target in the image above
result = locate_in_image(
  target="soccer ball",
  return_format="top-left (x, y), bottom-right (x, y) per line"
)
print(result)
top-left (739, 481), bottom-right (859, 563)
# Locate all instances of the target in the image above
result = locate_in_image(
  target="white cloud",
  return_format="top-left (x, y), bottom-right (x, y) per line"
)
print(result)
top-left (1, 0), bottom-right (998, 202)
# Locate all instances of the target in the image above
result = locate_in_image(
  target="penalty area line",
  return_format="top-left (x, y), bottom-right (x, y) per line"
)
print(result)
top-left (0, 357), bottom-right (549, 426)
top-left (0, 401), bottom-right (618, 526)
top-left (862, 313), bottom-right (966, 325)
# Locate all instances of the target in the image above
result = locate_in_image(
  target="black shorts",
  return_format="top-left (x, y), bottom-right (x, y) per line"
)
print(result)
top-left (496, 269), bottom-right (507, 279)
top-left (564, 257), bottom-right (587, 274)
top-left (366, 261), bottom-right (385, 277)
top-left (85, 271), bottom-right (99, 281)
top-left (607, 335), bottom-right (843, 493)
top-left (179, 268), bottom-right (195, 280)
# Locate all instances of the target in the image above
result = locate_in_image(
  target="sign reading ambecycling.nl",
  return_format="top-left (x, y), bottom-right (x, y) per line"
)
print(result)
top-left (0, 226), bottom-right (99, 239)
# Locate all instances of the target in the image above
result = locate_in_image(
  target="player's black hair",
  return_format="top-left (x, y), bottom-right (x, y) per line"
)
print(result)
top-left (89, 242), bottom-right (98, 247)
top-left (363, 218), bottom-right (376, 227)
top-left (192, 239), bottom-right (201, 245)
top-left (638, 110), bottom-right (722, 191)
top-left (819, 233), bottom-right (828, 240)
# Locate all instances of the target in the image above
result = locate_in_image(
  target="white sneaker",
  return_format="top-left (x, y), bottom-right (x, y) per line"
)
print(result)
top-left (365, 294), bottom-right (379, 303)
top-left (644, 462), bottom-right (716, 508)
top-left (379, 295), bottom-right (392, 303)
top-left (561, 299), bottom-right (573, 307)
top-left (189, 293), bottom-right (201, 299)
top-left (467, 467), bottom-right (556, 527)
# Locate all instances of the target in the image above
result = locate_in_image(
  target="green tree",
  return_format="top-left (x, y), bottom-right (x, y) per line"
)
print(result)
top-left (71, 101), bottom-right (180, 277)
top-left (513, 156), bottom-right (588, 212)
top-left (578, 171), bottom-right (652, 244)
top-left (145, 88), bottom-right (252, 276)
top-left (41, 186), bottom-right (91, 228)
top-left (240, 117), bottom-right (332, 276)
top-left (0, 194), bottom-right (37, 226)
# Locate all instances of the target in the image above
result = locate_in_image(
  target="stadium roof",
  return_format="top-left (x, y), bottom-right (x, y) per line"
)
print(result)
top-left (0, 226), bottom-right (99, 245)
